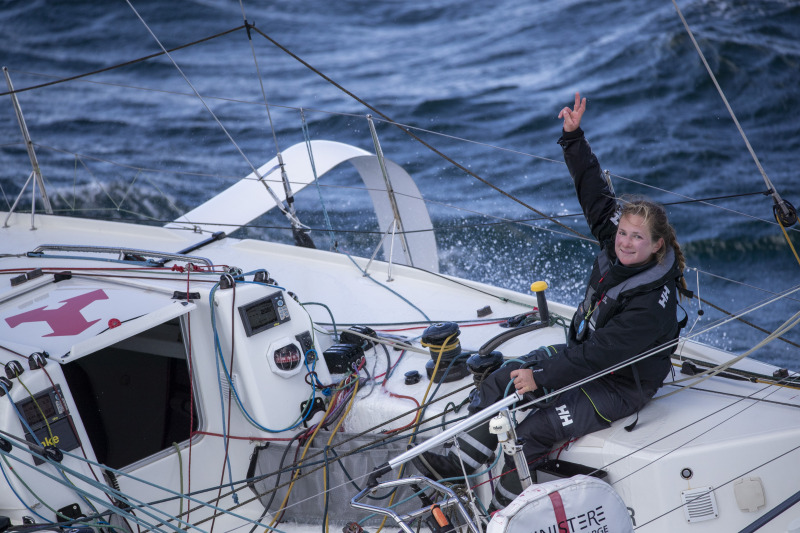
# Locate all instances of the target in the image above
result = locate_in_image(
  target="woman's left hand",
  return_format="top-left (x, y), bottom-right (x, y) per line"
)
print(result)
top-left (510, 368), bottom-right (538, 394)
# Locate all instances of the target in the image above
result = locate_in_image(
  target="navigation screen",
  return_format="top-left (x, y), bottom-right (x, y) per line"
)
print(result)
top-left (239, 292), bottom-right (291, 336)
top-left (246, 299), bottom-right (277, 329)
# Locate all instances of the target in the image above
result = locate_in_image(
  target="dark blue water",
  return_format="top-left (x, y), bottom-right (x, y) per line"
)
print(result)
top-left (1, 0), bottom-right (799, 367)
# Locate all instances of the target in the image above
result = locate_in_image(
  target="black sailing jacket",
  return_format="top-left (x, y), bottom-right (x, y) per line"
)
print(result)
top-left (530, 128), bottom-right (683, 394)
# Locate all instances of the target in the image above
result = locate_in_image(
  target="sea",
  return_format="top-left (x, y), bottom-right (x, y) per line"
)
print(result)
top-left (1, 0), bottom-right (798, 368)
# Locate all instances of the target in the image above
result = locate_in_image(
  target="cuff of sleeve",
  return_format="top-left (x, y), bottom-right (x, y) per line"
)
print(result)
top-left (558, 127), bottom-right (584, 142)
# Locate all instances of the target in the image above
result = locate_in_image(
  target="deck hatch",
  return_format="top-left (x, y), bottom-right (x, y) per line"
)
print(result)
top-left (1, 276), bottom-right (195, 360)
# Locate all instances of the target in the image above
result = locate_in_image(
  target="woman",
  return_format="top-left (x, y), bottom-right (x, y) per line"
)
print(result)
top-left (414, 93), bottom-right (688, 509)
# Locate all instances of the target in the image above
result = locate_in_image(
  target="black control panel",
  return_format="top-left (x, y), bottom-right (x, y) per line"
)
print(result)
top-left (238, 291), bottom-right (291, 337)
top-left (15, 385), bottom-right (79, 465)
top-left (295, 331), bottom-right (315, 362)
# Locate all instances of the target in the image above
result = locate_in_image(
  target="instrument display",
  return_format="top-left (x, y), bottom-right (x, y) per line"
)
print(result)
top-left (239, 291), bottom-right (291, 336)
top-left (15, 385), bottom-right (79, 465)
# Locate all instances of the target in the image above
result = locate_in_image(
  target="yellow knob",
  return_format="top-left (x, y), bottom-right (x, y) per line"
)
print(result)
top-left (530, 281), bottom-right (548, 293)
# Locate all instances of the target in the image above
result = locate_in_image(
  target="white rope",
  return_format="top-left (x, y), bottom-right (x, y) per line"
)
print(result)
top-left (660, 309), bottom-right (800, 399)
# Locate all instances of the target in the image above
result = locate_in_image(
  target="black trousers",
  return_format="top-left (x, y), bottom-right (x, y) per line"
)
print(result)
top-left (467, 361), bottom-right (656, 465)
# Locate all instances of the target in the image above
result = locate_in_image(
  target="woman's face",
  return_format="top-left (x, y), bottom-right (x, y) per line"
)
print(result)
top-left (615, 213), bottom-right (664, 266)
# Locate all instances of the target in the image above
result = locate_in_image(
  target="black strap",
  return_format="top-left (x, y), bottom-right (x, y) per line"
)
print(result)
top-left (624, 365), bottom-right (643, 432)
top-left (677, 303), bottom-right (689, 329)
top-left (676, 275), bottom-right (694, 300)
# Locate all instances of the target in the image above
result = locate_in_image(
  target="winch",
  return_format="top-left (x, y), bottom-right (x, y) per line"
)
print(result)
top-left (421, 322), bottom-right (469, 383)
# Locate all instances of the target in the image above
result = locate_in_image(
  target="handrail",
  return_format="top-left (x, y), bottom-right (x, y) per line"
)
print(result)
top-left (28, 244), bottom-right (213, 267)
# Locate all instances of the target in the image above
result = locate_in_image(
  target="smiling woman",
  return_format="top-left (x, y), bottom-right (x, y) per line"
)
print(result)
top-left (0, 1), bottom-right (799, 528)
top-left (413, 93), bottom-right (691, 509)
top-left (615, 197), bottom-right (689, 300)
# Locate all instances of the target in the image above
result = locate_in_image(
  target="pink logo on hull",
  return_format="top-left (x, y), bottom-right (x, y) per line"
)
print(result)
top-left (5, 289), bottom-right (108, 337)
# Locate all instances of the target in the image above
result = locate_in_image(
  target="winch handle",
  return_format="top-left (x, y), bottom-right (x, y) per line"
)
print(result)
top-left (531, 280), bottom-right (550, 323)
top-left (477, 280), bottom-right (551, 356)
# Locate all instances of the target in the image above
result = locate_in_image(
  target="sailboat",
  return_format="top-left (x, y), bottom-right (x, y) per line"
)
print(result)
top-left (1, 1), bottom-right (799, 532)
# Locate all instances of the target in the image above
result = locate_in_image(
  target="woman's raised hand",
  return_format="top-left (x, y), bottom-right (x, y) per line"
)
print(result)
top-left (558, 92), bottom-right (586, 132)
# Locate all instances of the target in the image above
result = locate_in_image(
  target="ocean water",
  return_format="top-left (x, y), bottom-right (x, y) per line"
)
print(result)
top-left (1, 0), bottom-right (798, 367)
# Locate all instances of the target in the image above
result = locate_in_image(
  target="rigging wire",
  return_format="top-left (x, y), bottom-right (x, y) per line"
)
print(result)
top-left (121, 1), bottom-right (304, 232)
top-left (670, 0), bottom-right (796, 226)
top-left (246, 24), bottom-right (588, 243)
top-left (302, 109), bottom-right (338, 249)
top-left (0, 27), bottom-right (246, 98)
top-left (20, 120), bottom-right (800, 239)
top-left (2, 8), bottom-right (799, 530)
top-left (641, 444), bottom-right (800, 530)
top-left (0, 378), bottom-right (103, 520)
top-left (0, 436), bottom-right (195, 533)
top-left (5, 25), bottom-right (797, 240)
top-left (610, 168), bottom-right (798, 233)
top-left (237, 4), bottom-right (280, 160)
top-left (237, 2), bottom-right (307, 243)
top-left (267, 377), bottom-right (356, 529)
top-left (776, 212), bottom-right (800, 268)
top-left (0, 423), bottom-right (293, 533)
top-left (661, 310), bottom-right (800, 398)
top-left (9, 88), bottom-right (797, 244)
top-left (685, 270), bottom-right (800, 350)
top-left (21, 181), bottom-right (785, 236)
top-left (599, 367), bottom-right (800, 502)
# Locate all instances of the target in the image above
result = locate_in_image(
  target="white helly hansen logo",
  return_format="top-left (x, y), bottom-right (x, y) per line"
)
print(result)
top-left (556, 404), bottom-right (573, 426)
top-left (658, 286), bottom-right (670, 309)
top-left (610, 207), bottom-right (621, 227)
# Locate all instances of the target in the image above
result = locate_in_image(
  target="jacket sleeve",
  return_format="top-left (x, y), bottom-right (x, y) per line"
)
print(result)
top-left (558, 128), bottom-right (618, 244)
top-left (530, 290), bottom-right (676, 390)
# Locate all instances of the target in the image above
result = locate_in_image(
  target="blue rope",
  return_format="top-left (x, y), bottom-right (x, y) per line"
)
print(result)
top-left (208, 282), bottom-right (239, 504)
top-left (209, 282), bottom-right (318, 434)
top-left (0, 454), bottom-right (52, 522)
top-left (1, 380), bottom-right (102, 519)
top-left (0, 432), bottom-right (291, 533)
top-left (0, 443), bottom-right (184, 532)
